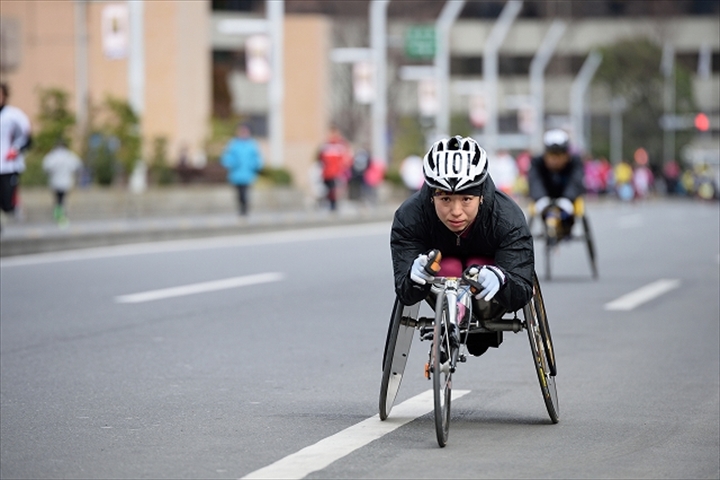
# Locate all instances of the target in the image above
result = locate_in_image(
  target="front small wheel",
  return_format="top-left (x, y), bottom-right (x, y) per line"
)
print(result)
top-left (432, 295), bottom-right (453, 447)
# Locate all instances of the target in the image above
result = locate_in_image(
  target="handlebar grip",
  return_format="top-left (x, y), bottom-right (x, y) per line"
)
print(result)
top-left (462, 265), bottom-right (482, 295)
top-left (424, 249), bottom-right (442, 276)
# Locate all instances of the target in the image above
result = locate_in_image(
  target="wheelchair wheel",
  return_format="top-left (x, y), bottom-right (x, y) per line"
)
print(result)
top-left (532, 273), bottom-right (556, 376)
top-left (544, 240), bottom-right (553, 282)
top-left (524, 279), bottom-right (559, 423)
top-left (379, 298), bottom-right (417, 420)
top-left (582, 215), bottom-right (598, 279)
top-left (431, 294), bottom-right (453, 447)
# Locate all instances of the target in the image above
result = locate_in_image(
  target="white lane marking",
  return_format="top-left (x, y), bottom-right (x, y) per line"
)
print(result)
top-left (115, 272), bottom-right (284, 303)
top-left (604, 279), bottom-right (681, 311)
top-left (240, 389), bottom-right (471, 480)
top-left (0, 222), bottom-right (390, 268)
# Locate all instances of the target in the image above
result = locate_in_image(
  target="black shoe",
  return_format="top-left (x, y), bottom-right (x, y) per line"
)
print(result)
top-left (466, 332), bottom-right (503, 357)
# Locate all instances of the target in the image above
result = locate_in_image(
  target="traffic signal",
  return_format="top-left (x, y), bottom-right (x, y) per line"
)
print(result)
top-left (695, 113), bottom-right (710, 132)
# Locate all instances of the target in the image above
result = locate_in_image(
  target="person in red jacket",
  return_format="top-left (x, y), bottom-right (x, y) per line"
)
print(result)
top-left (317, 125), bottom-right (351, 211)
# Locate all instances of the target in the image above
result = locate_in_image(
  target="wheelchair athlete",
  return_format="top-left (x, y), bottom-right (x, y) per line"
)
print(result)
top-left (390, 136), bottom-right (534, 357)
top-left (528, 129), bottom-right (586, 242)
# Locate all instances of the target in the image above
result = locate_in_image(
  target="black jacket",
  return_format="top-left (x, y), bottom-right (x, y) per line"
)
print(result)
top-left (390, 178), bottom-right (534, 312)
top-left (528, 154), bottom-right (585, 201)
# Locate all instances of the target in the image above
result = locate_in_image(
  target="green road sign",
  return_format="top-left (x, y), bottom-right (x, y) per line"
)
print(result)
top-left (405, 25), bottom-right (435, 59)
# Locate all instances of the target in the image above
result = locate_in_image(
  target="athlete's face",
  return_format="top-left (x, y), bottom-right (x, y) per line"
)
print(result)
top-left (544, 151), bottom-right (570, 171)
top-left (433, 193), bottom-right (481, 233)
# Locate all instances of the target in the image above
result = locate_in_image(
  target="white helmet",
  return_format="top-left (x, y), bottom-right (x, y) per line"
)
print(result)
top-left (543, 129), bottom-right (570, 153)
top-left (423, 136), bottom-right (488, 193)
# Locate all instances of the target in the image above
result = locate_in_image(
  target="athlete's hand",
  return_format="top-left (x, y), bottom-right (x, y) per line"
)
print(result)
top-left (468, 265), bottom-right (506, 301)
top-left (6, 148), bottom-right (18, 161)
top-left (556, 197), bottom-right (574, 216)
top-left (410, 254), bottom-right (435, 285)
top-left (534, 196), bottom-right (551, 213)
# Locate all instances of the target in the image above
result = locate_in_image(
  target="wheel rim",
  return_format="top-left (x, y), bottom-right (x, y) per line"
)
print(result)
top-left (525, 298), bottom-right (560, 423)
top-left (379, 300), bottom-right (417, 420)
top-left (532, 276), bottom-right (556, 375)
top-left (433, 300), bottom-right (452, 447)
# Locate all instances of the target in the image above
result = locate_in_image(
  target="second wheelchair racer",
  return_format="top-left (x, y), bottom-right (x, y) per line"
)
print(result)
top-left (528, 129), bottom-right (586, 239)
top-left (390, 136), bottom-right (534, 356)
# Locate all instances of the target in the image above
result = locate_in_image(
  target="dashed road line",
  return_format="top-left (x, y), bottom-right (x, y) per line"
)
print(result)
top-left (604, 279), bottom-right (681, 311)
top-left (240, 389), bottom-right (471, 480)
top-left (115, 272), bottom-right (285, 303)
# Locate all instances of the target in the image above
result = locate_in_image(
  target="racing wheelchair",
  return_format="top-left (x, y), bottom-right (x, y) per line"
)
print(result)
top-left (527, 197), bottom-right (598, 281)
top-left (379, 251), bottom-right (558, 447)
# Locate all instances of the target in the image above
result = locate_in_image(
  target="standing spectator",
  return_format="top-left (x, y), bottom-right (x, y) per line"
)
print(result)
top-left (632, 150), bottom-right (654, 200)
top-left (514, 150), bottom-right (532, 197)
top-left (399, 154), bottom-right (424, 194)
top-left (613, 160), bottom-right (634, 201)
top-left (42, 139), bottom-right (82, 225)
top-left (583, 156), bottom-right (604, 196)
top-left (363, 156), bottom-right (385, 206)
top-left (0, 83), bottom-right (32, 231)
top-left (317, 125), bottom-right (351, 211)
top-left (348, 146), bottom-right (370, 202)
top-left (488, 149), bottom-right (519, 196)
top-left (662, 160), bottom-right (681, 196)
top-left (221, 123), bottom-right (263, 216)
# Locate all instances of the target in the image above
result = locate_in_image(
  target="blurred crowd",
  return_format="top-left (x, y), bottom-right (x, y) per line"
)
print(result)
top-left (443, 148), bottom-right (717, 203)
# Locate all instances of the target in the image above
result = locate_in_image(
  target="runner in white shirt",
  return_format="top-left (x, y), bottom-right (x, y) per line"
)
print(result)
top-left (42, 140), bottom-right (82, 225)
top-left (0, 83), bottom-right (32, 225)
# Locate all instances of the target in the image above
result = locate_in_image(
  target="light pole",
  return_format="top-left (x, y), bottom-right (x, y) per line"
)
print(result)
top-left (482, 0), bottom-right (522, 157)
top-left (268, 0), bottom-right (284, 168)
top-left (128, 0), bottom-right (144, 117)
top-left (74, 0), bottom-right (89, 136)
top-left (433, 0), bottom-right (465, 139)
top-left (570, 51), bottom-right (602, 154)
top-left (661, 42), bottom-right (675, 163)
top-left (529, 20), bottom-right (566, 153)
top-left (370, 0), bottom-right (390, 165)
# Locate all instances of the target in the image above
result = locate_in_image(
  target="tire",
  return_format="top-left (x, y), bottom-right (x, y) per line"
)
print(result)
top-left (582, 215), bottom-right (598, 279)
top-left (532, 273), bottom-right (556, 376)
top-left (544, 239), bottom-right (553, 282)
top-left (379, 298), bottom-right (416, 420)
top-left (524, 281), bottom-right (560, 424)
top-left (432, 293), bottom-right (452, 447)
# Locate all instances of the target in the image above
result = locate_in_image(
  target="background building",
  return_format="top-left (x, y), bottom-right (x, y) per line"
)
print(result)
top-left (1, 0), bottom-right (718, 194)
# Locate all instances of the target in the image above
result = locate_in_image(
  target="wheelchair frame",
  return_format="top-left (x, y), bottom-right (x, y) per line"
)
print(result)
top-left (379, 271), bottom-right (558, 447)
top-left (528, 197), bottom-right (598, 281)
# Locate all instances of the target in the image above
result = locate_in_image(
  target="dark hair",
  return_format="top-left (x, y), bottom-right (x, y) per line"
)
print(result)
top-left (0, 83), bottom-right (8, 97)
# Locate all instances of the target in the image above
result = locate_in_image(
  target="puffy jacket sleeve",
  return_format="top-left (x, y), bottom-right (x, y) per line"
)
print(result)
top-left (220, 141), bottom-right (236, 170)
top-left (390, 200), bottom-right (431, 306)
top-left (491, 202), bottom-right (534, 312)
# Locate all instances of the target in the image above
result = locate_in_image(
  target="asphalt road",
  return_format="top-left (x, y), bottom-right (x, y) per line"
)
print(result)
top-left (1, 199), bottom-right (718, 479)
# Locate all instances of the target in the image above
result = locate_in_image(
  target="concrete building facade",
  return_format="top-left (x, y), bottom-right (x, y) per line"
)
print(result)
top-left (1, 0), bottom-right (718, 194)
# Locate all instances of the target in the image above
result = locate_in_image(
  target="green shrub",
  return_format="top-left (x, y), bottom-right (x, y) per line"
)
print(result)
top-left (91, 139), bottom-right (117, 186)
top-left (260, 166), bottom-right (293, 186)
top-left (148, 136), bottom-right (175, 185)
top-left (102, 96), bottom-right (141, 179)
top-left (21, 87), bottom-right (76, 187)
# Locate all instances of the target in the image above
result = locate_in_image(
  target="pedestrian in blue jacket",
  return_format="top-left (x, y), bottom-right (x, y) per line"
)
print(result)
top-left (221, 124), bottom-right (263, 215)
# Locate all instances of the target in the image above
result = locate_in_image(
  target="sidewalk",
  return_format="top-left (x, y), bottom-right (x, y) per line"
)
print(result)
top-left (0, 184), bottom-right (404, 257)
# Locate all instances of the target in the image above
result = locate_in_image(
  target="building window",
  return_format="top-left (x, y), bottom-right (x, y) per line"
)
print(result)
top-left (211, 0), bottom-right (260, 12)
